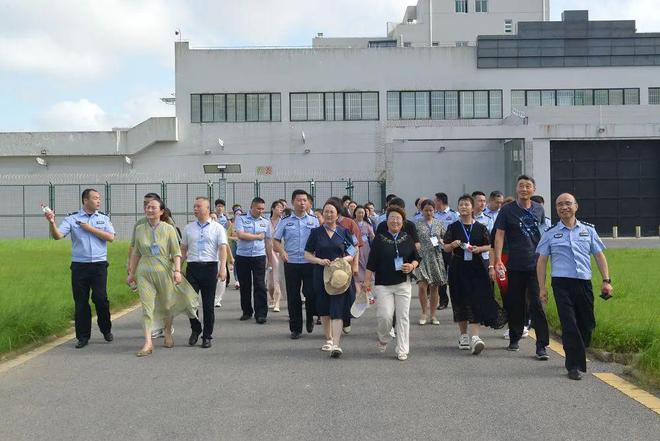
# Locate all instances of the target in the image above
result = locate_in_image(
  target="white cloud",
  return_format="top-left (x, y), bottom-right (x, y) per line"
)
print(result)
top-left (38, 99), bottom-right (109, 131)
top-left (37, 92), bottom-right (174, 131)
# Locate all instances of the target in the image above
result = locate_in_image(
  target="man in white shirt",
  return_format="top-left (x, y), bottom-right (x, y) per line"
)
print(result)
top-left (182, 197), bottom-right (228, 348)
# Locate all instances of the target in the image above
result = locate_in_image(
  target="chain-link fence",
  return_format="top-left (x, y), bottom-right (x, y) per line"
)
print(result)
top-left (0, 180), bottom-right (385, 240)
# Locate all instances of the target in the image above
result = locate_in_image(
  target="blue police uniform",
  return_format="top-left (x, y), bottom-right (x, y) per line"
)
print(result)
top-left (474, 211), bottom-right (493, 261)
top-left (58, 209), bottom-right (115, 343)
top-left (274, 212), bottom-right (320, 335)
top-left (434, 207), bottom-right (459, 226)
top-left (374, 212), bottom-right (387, 228)
top-left (536, 219), bottom-right (606, 374)
top-left (234, 213), bottom-right (273, 321)
top-left (483, 207), bottom-right (500, 225)
top-left (217, 213), bottom-right (228, 228)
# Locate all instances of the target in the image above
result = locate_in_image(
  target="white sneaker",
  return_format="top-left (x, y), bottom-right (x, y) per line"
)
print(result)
top-left (503, 329), bottom-right (510, 340)
top-left (151, 328), bottom-right (164, 339)
top-left (234, 282), bottom-right (240, 290)
top-left (342, 325), bottom-right (351, 334)
top-left (215, 300), bottom-right (222, 308)
top-left (397, 353), bottom-right (408, 361)
top-left (459, 334), bottom-right (470, 350)
top-left (470, 336), bottom-right (485, 355)
top-left (389, 328), bottom-right (396, 338)
top-left (522, 326), bottom-right (530, 338)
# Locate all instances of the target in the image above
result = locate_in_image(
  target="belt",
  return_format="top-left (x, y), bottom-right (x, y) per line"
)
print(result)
top-left (187, 261), bottom-right (219, 265)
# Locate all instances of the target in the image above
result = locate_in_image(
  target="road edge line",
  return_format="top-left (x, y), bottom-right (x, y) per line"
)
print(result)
top-left (593, 372), bottom-right (660, 414)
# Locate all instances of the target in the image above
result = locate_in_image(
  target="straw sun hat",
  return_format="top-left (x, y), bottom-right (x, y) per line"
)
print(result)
top-left (323, 259), bottom-right (352, 295)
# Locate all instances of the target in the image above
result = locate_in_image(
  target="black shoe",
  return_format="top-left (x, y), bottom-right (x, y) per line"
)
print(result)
top-left (536, 347), bottom-right (549, 360)
top-left (316, 318), bottom-right (322, 325)
top-left (507, 342), bottom-right (520, 351)
top-left (306, 319), bottom-right (314, 333)
top-left (437, 303), bottom-right (448, 310)
top-left (290, 331), bottom-right (301, 339)
top-left (239, 314), bottom-right (252, 321)
top-left (256, 317), bottom-right (267, 324)
top-left (75, 339), bottom-right (89, 349)
top-left (201, 338), bottom-right (212, 349)
top-left (188, 330), bottom-right (201, 346)
top-left (103, 332), bottom-right (114, 342)
top-left (568, 369), bottom-right (582, 380)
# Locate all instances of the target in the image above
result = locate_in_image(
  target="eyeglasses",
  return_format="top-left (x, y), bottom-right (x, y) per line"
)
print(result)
top-left (556, 202), bottom-right (575, 208)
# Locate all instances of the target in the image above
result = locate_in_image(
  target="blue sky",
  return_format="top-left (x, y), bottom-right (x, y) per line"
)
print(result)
top-left (1, 0), bottom-right (657, 132)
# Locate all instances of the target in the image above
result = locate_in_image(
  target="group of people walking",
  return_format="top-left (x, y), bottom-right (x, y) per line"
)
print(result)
top-left (44, 174), bottom-right (613, 380)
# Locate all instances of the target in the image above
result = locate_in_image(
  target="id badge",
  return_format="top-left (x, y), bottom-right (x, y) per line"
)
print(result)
top-left (430, 236), bottom-right (439, 247)
top-left (197, 239), bottom-right (206, 251)
top-left (394, 256), bottom-right (404, 271)
top-left (346, 245), bottom-right (357, 257)
top-left (150, 244), bottom-right (160, 256)
top-left (464, 250), bottom-right (472, 261)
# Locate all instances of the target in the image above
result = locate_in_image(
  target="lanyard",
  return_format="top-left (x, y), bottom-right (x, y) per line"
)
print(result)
top-left (389, 231), bottom-right (400, 256)
top-left (324, 224), bottom-right (350, 246)
top-left (150, 222), bottom-right (161, 244)
top-left (460, 222), bottom-right (473, 244)
top-left (426, 221), bottom-right (433, 235)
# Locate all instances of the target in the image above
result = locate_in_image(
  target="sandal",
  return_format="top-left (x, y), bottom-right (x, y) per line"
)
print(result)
top-left (136, 348), bottom-right (153, 357)
top-left (321, 340), bottom-right (333, 352)
top-left (431, 318), bottom-right (440, 325)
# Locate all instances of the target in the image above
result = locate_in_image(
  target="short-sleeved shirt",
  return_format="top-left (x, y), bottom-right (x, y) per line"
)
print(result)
top-left (434, 207), bottom-right (459, 225)
top-left (493, 200), bottom-right (545, 271)
top-left (483, 207), bottom-right (500, 225)
top-left (274, 212), bottom-right (320, 264)
top-left (234, 213), bottom-right (272, 257)
top-left (182, 220), bottom-right (228, 262)
top-left (474, 211), bottom-right (494, 261)
top-left (366, 230), bottom-right (421, 286)
top-left (59, 209), bottom-right (115, 263)
top-left (536, 220), bottom-right (605, 280)
top-left (443, 221), bottom-right (490, 268)
top-left (217, 214), bottom-right (228, 228)
top-left (376, 219), bottom-right (420, 244)
top-left (304, 225), bottom-right (350, 261)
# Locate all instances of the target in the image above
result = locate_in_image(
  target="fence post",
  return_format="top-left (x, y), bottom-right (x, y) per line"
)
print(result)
top-left (309, 179), bottom-right (316, 202)
top-left (345, 178), bottom-right (354, 199)
top-left (105, 182), bottom-right (111, 214)
top-left (161, 181), bottom-right (167, 204)
top-left (379, 180), bottom-right (386, 211)
top-left (207, 180), bottom-right (213, 201)
top-left (22, 185), bottom-right (26, 239)
top-left (255, 180), bottom-right (260, 198)
top-left (49, 182), bottom-right (55, 210)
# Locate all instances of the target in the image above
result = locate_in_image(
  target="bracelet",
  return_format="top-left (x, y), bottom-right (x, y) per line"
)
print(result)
top-left (488, 265), bottom-right (494, 269)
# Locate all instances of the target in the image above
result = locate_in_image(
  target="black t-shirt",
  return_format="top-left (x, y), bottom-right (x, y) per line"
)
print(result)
top-left (366, 230), bottom-right (421, 286)
top-left (443, 221), bottom-right (490, 266)
top-left (376, 219), bottom-right (420, 244)
top-left (493, 200), bottom-right (545, 271)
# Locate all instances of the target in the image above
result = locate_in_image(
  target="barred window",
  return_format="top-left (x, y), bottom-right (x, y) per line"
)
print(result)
top-left (190, 93), bottom-right (281, 123)
top-left (511, 88), bottom-right (640, 108)
top-left (649, 88), bottom-right (660, 105)
top-left (288, 92), bottom-right (379, 121)
top-left (387, 90), bottom-right (502, 120)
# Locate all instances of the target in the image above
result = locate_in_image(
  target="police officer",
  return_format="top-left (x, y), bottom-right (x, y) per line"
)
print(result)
top-left (433, 192), bottom-right (458, 310)
top-left (472, 191), bottom-right (494, 266)
top-left (234, 197), bottom-right (273, 323)
top-left (45, 188), bottom-right (115, 349)
top-left (181, 197), bottom-right (228, 348)
top-left (374, 194), bottom-right (398, 228)
top-left (214, 198), bottom-right (229, 228)
top-left (484, 190), bottom-right (504, 224)
top-left (273, 190), bottom-right (320, 339)
top-left (536, 193), bottom-right (613, 380)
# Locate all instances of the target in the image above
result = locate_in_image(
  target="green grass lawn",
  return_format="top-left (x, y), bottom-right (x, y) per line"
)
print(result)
top-left (543, 249), bottom-right (660, 383)
top-left (0, 240), bottom-right (135, 355)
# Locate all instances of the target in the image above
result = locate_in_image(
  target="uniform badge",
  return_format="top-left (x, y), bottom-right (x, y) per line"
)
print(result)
top-left (553, 233), bottom-right (563, 238)
top-left (579, 231), bottom-right (589, 237)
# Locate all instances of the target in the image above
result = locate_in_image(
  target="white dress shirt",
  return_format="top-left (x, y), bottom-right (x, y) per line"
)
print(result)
top-left (182, 220), bottom-right (228, 262)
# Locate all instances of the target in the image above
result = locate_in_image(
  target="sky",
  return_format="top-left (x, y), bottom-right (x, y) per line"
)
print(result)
top-left (1, 0), bottom-right (658, 132)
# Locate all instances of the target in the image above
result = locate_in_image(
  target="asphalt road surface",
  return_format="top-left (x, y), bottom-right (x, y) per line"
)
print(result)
top-left (1, 289), bottom-right (658, 441)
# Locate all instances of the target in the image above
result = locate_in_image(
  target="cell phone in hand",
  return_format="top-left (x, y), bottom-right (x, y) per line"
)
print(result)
top-left (599, 290), bottom-right (612, 300)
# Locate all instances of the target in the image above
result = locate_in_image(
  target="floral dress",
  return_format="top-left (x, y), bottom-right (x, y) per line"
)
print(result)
top-left (413, 218), bottom-right (448, 285)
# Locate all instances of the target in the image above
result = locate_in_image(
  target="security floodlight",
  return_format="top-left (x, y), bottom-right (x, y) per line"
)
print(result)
top-left (40, 149), bottom-right (47, 155)
top-left (437, 146), bottom-right (446, 153)
top-left (301, 131), bottom-right (306, 144)
top-left (204, 149), bottom-right (212, 155)
top-left (124, 156), bottom-right (133, 166)
top-left (218, 138), bottom-right (224, 148)
top-left (36, 157), bottom-right (48, 166)
top-left (304, 148), bottom-right (311, 154)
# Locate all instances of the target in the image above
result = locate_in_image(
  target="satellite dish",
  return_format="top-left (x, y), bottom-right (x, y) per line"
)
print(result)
top-left (124, 156), bottom-right (133, 165)
top-left (218, 138), bottom-right (225, 148)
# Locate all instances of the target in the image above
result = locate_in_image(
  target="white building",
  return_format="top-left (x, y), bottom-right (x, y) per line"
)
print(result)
top-left (1, 1), bottom-right (659, 237)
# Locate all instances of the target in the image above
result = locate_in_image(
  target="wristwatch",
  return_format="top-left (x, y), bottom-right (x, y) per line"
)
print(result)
top-left (602, 278), bottom-right (611, 283)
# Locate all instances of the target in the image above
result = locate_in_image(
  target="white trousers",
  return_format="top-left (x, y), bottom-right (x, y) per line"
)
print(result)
top-left (375, 281), bottom-right (412, 356)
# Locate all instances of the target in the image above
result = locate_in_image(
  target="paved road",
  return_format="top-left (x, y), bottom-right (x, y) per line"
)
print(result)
top-left (1, 290), bottom-right (658, 441)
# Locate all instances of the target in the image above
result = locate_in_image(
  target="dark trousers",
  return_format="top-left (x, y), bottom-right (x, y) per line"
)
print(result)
top-left (438, 251), bottom-right (451, 307)
top-left (284, 263), bottom-right (316, 333)
top-left (551, 277), bottom-right (595, 372)
top-left (235, 255), bottom-right (267, 319)
top-left (505, 270), bottom-right (549, 347)
top-left (185, 262), bottom-right (217, 339)
top-left (70, 262), bottom-right (112, 341)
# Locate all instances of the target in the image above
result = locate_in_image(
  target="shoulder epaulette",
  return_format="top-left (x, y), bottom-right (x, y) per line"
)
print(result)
top-left (547, 222), bottom-right (558, 230)
top-left (98, 211), bottom-right (107, 216)
top-left (449, 208), bottom-right (456, 212)
top-left (579, 220), bottom-right (595, 228)
top-left (483, 213), bottom-right (492, 219)
top-left (67, 211), bottom-right (78, 216)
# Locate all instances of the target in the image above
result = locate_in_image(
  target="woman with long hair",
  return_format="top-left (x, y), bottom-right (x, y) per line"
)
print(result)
top-left (267, 200), bottom-right (285, 311)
